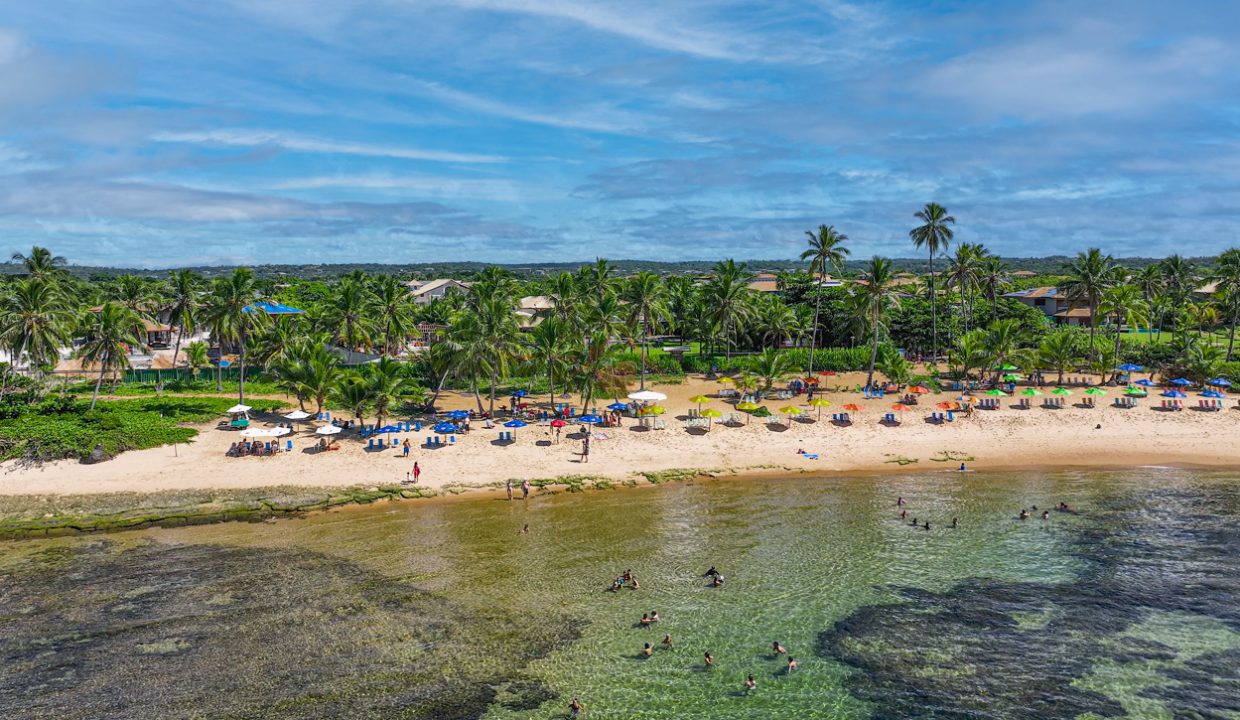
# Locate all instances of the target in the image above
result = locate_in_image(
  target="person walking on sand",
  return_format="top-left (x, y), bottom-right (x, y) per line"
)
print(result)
top-left (581, 436), bottom-right (590, 463)
top-left (413, 462), bottom-right (421, 483)
top-left (522, 479), bottom-right (530, 499)
top-left (402, 438), bottom-right (411, 457)
top-left (506, 479), bottom-right (514, 501)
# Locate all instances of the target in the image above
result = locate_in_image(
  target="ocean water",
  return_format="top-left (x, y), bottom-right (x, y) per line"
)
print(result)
top-left (1, 469), bottom-right (1237, 719)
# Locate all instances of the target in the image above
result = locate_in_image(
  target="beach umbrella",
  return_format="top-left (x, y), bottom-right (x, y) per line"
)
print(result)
top-left (808, 397), bottom-right (831, 419)
top-left (1052, 388), bottom-right (1073, 396)
top-left (578, 414), bottom-right (603, 424)
top-left (992, 364), bottom-right (1018, 371)
top-left (700, 407), bottom-right (722, 429)
top-left (715, 376), bottom-right (735, 384)
top-left (512, 389), bottom-right (528, 398)
top-left (315, 424), bottom-right (342, 435)
top-left (606, 402), bottom-right (629, 411)
top-left (1161, 390), bottom-right (1187, 399)
top-left (550, 419), bottom-right (567, 428)
top-left (1084, 388), bottom-right (1107, 396)
top-left (1170, 378), bottom-right (1193, 386)
top-left (778, 406), bottom-right (802, 426)
top-left (1134, 379), bottom-right (1155, 387)
top-left (1208, 377), bottom-right (1232, 387)
top-left (433, 422), bottom-right (459, 434)
top-left (1003, 374), bottom-right (1022, 382)
top-left (936, 401), bottom-right (961, 410)
top-left (503, 419), bottom-right (528, 438)
top-left (984, 389), bottom-right (1008, 396)
top-left (1020, 388), bottom-right (1043, 396)
top-left (375, 425), bottom-right (401, 433)
top-left (890, 403), bottom-right (912, 412)
top-left (1118, 363), bottom-right (1143, 372)
top-left (641, 405), bottom-right (666, 415)
top-left (1202, 390), bottom-right (1225, 399)
top-left (908, 385), bottom-right (930, 394)
top-left (226, 403), bottom-right (252, 415)
top-left (735, 401), bottom-right (759, 425)
top-left (842, 403), bottom-right (863, 412)
top-left (283, 410), bottom-right (311, 421)
top-left (240, 427), bottom-right (290, 439)
top-left (445, 409), bottom-right (470, 420)
top-left (818, 370), bottom-right (837, 376)
top-left (1125, 386), bottom-right (1147, 396)
top-left (688, 394), bottom-right (712, 411)
top-left (628, 390), bottom-right (667, 402)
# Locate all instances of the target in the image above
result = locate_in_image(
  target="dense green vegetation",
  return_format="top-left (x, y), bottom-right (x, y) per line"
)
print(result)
top-left (3, 212), bottom-right (1240, 461)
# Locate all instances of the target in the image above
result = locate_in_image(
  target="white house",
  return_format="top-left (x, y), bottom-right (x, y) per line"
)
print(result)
top-left (405, 278), bottom-right (471, 305)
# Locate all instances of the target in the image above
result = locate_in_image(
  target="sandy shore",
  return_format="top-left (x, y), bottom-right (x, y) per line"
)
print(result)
top-left (3, 373), bottom-right (1239, 497)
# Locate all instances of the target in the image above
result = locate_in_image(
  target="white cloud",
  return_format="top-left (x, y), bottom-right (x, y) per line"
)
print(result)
top-left (408, 79), bottom-right (651, 135)
top-left (270, 173), bottom-right (530, 200)
top-left (150, 129), bottom-right (506, 164)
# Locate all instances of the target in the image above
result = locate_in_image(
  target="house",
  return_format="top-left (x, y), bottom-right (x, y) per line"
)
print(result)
top-left (516, 295), bottom-right (555, 331)
top-left (747, 273), bottom-right (781, 293)
top-left (87, 306), bottom-right (174, 347)
top-left (1012, 270), bottom-right (1037, 279)
top-left (405, 278), bottom-right (471, 304)
top-left (1003, 287), bottom-right (1093, 326)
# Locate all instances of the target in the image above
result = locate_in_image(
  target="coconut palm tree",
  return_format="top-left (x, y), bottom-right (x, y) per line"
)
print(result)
top-left (10, 246), bottom-right (68, 282)
top-left (704, 259), bottom-right (755, 360)
top-left (324, 276), bottom-right (376, 352)
top-left (77, 302), bottom-right (145, 409)
top-left (980, 319), bottom-right (1023, 383)
top-left (1099, 284), bottom-right (1149, 372)
top-left (1210, 248), bottom-right (1240, 359)
top-left (976, 254), bottom-right (1009, 317)
top-left (909, 203), bottom-right (955, 360)
top-left (1060, 248), bottom-right (1119, 356)
top-left (1037, 328), bottom-right (1083, 385)
top-left (800, 225), bottom-right (850, 377)
top-left (203, 268), bottom-right (260, 402)
top-left (749, 347), bottom-right (793, 396)
top-left (572, 330), bottom-right (634, 411)
top-left (945, 243), bottom-right (983, 334)
top-left (330, 372), bottom-right (373, 428)
top-left (527, 317), bottom-right (571, 410)
top-left (184, 341), bottom-right (210, 381)
top-left (851, 257), bottom-right (902, 387)
top-left (165, 269), bottom-right (202, 371)
top-left (106, 275), bottom-right (162, 318)
top-left (622, 271), bottom-right (669, 390)
top-left (371, 275), bottom-right (419, 356)
top-left (1159, 254), bottom-right (1197, 334)
top-left (1133, 264), bottom-right (1165, 341)
top-left (364, 356), bottom-right (410, 429)
top-left (0, 278), bottom-right (73, 378)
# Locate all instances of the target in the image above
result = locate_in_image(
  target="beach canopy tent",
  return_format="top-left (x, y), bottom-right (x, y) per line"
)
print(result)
top-left (606, 402), bottom-right (629, 411)
top-left (1134, 379), bottom-right (1155, 387)
top-left (283, 410), bottom-right (311, 421)
top-left (1170, 378), bottom-right (1193, 386)
top-left (433, 422), bottom-right (459, 433)
top-left (445, 410), bottom-right (470, 420)
top-left (243, 301), bottom-right (303, 315)
top-left (1161, 390), bottom-right (1187, 398)
top-left (226, 404), bottom-right (252, 415)
top-left (1085, 388), bottom-right (1107, 396)
top-left (578, 414), bottom-right (603, 424)
top-left (1118, 364), bottom-right (1144, 372)
top-left (1052, 388), bottom-right (1073, 396)
top-left (1208, 377), bottom-right (1232, 387)
top-left (315, 425), bottom-right (343, 435)
top-left (1202, 390), bottom-right (1226, 398)
top-left (628, 390), bottom-right (667, 402)
top-left (240, 427), bottom-right (290, 439)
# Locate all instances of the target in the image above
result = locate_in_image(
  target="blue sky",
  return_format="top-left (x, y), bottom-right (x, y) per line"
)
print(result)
top-left (0, 0), bottom-right (1237, 267)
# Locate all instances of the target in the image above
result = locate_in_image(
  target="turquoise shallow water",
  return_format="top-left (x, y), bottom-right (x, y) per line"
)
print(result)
top-left (1, 468), bottom-right (1237, 719)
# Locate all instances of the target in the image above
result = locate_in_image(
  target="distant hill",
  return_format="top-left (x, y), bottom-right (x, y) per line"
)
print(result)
top-left (0, 255), bottom-right (1220, 281)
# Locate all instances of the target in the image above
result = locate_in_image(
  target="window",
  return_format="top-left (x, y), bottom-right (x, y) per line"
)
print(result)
top-left (1034, 298), bottom-right (1046, 307)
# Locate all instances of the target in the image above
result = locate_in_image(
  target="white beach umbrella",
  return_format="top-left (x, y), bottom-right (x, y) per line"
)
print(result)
top-left (315, 425), bottom-right (343, 435)
top-left (283, 410), bottom-right (312, 420)
top-left (226, 403), bottom-right (252, 414)
top-left (627, 390), bottom-right (667, 402)
top-left (240, 427), bottom-right (290, 439)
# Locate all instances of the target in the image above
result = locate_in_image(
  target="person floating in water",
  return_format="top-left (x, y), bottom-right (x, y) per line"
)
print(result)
top-left (787, 657), bottom-right (798, 673)
top-left (569, 698), bottom-right (583, 716)
top-left (900, 509), bottom-right (907, 520)
top-left (1019, 509), bottom-right (1029, 520)
top-left (662, 634), bottom-right (673, 649)
top-left (744, 674), bottom-right (757, 693)
top-left (950, 518), bottom-right (958, 528)
top-left (640, 613), bottom-right (651, 626)
top-left (650, 611), bottom-right (659, 623)
top-left (520, 524), bottom-right (529, 534)
top-left (923, 521), bottom-right (930, 531)
top-left (910, 517), bottom-right (917, 526)
top-left (704, 651), bottom-right (714, 667)
top-left (642, 642), bottom-right (653, 657)
top-left (772, 641), bottom-right (786, 655)
top-left (1042, 510), bottom-right (1050, 520)
top-left (711, 574), bottom-right (724, 587)
top-left (704, 566), bottom-right (719, 577)
top-left (897, 496), bottom-right (905, 506)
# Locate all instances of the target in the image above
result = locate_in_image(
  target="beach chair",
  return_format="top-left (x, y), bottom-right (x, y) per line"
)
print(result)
top-left (946, 410), bottom-right (955, 422)
top-left (840, 413), bottom-right (851, 426)
top-left (286, 439), bottom-right (293, 452)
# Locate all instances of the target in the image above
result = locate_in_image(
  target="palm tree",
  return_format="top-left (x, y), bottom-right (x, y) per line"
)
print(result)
top-left (184, 341), bottom-right (210, 381)
top-left (622, 271), bottom-right (669, 389)
top-left (1133, 264), bottom-right (1165, 341)
top-left (1037, 328), bottom-right (1083, 385)
top-left (371, 275), bottom-right (419, 356)
top-left (203, 268), bottom-right (260, 402)
top-left (324, 277), bottom-right (376, 351)
top-left (166, 269), bottom-right (201, 371)
top-left (800, 225), bottom-right (850, 377)
top-left (976, 254), bottom-right (1008, 316)
top-left (909, 203), bottom-right (955, 360)
top-left (1098, 284), bottom-right (1149, 378)
top-left (106, 275), bottom-right (162, 318)
top-left (527, 317), bottom-right (571, 411)
top-left (0, 278), bottom-right (73, 377)
top-left (1159, 254), bottom-right (1197, 334)
top-left (948, 329), bottom-right (990, 382)
top-left (1210, 248), bottom-right (1240, 359)
top-left (77, 302), bottom-right (145, 409)
top-left (572, 330), bottom-right (634, 411)
top-left (851, 257), bottom-right (902, 387)
top-left (946, 243), bottom-right (983, 334)
top-left (364, 356), bottom-right (410, 429)
top-left (704, 259), bottom-right (755, 360)
top-left (980, 319), bottom-right (1022, 383)
top-left (10, 246), bottom-right (68, 282)
top-left (1060, 248), bottom-right (1118, 356)
top-left (750, 347), bottom-right (793, 397)
top-left (272, 342), bottom-right (341, 416)
top-left (330, 372), bottom-right (373, 428)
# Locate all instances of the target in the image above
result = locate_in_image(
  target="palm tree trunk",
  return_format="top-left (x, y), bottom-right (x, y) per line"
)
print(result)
top-left (90, 351), bottom-right (108, 410)
top-left (172, 321), bottom-right (184, 375)
top-left (427, 369), bottom-right (451, 412)
top-left (639, 318), bottom-right (648, 390)
top-left (1228, 314), bottom-right (1237, 361)
top-left (929, 250), bottom-right (937, 360)
top-left (488, 371), bottom-right (498, 416)
top-left (548, 362), bottom-right (556, 411)
top-left (866, 315), bottom-right (880, 387)
top-left (238, 326), bottom-right (247, 404)
top-left (808, 289), bottom-right (822, 378)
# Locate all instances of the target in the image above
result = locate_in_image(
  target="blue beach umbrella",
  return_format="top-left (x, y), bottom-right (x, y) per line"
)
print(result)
top-left (433, 422), bottom-right (459, 433)
top-left (1117, 363), bottom-right (1143, 372)
top-left (1134, 379), bottom-right (1155, 387)
top-left (1161, 390), bottom-right (1187, 399)
top-left (445, 410), bottom-right (469, 420)
top-left (503, 419), bottom-right (528, 428)
top-left (512, 389), bottom-right (528, 398)
top-left (1208, 377), bottom-right (1232, 387)
top-left (1170, 378), bottom-right (1193, 386)
top-left (606, 402), bottom-right (629, 411)
top-left (1202, 390), bottom-right (1225, 398)
top-left (578, 414), bottom-right (603, 424)
top-left (376, 425), bottom-right (401, 433)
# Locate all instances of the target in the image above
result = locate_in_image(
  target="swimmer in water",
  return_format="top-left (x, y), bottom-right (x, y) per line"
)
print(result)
top-left (640, 613), bottom-right (651, 626)
top-left (662, 634), bottom-right (673, 649)
top-left (704, 651), bottom-right (714, 667)
top-left (1020, 509), bottom-right (1029, 520)
top-left (569, 698), bottom-right (583, 716)
top-left (897, 496), bottom-right (905, 506)
top-left (642, 642), bottom-right (653, 657)
top-left (705, 566), bottom-right (719, 577)
top-left (520, 524), bottom-right (529, 534)
top-left (650, 611), bottom-right (660, 623)
top-left (950, 518), bottom-right (958, 528)
top-left (712, 574), bottom-right (724, 587)
top-left (923, 521), bottom-right (930, 531)
top-left (787, 657), bottom-right (798, 672)
top-left (772, 641), bottom-right (786, 655)
top-left (745, 674), bottom-right (757, 692)
top-left (910, 517), bottom-right (918, 526)
top-left (900, 509), bottom-right (907, 519)
top-left (1042, 510), bottom-right (1050, 520)
top-left (959, 462), bottom-right (967, 472)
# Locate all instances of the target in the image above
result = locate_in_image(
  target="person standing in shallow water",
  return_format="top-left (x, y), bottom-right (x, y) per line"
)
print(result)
top-left (505, 479), bottom-right (513, 500)
top-left (521, 479), bottom-right (530, 499)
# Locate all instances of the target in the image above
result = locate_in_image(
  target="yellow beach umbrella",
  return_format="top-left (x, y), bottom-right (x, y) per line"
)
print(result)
top-left (700, 407), bottom-right (722, 429)
top-left (808, 397), bottom-right (831, 419)
top-left (736, 401), bottom-right (759, 425)
top-left (716, 376), bottom-right (735, 384)
top-left (688, 394), bottom-right (712, 411)
top-left (641, 405), bottom-right (666, 415)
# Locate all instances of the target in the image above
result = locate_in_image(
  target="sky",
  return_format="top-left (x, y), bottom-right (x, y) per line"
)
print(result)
top-left (0, 0), bottom-right (1238, 268)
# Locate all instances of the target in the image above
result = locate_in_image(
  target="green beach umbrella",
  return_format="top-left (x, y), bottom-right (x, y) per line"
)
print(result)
top-left (1021, 388), bottom-right (1042, 396)
top-left (1125, 387), bottom-right (1146, 396)
top-left (1003, 373), bottom-right (1022, 382)
top-left (984, 389), bottom-right (1008, 396)
top-left (1052, 388), bottom-right (1073, 396)
top-left (1084, 388), bottom-right (1106, 396)
top-left (992, 364), bottom-right (1018, 371)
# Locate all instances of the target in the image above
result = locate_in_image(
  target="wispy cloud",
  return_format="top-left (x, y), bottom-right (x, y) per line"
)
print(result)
top-left (151, 129), bottom-right (507, 164)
